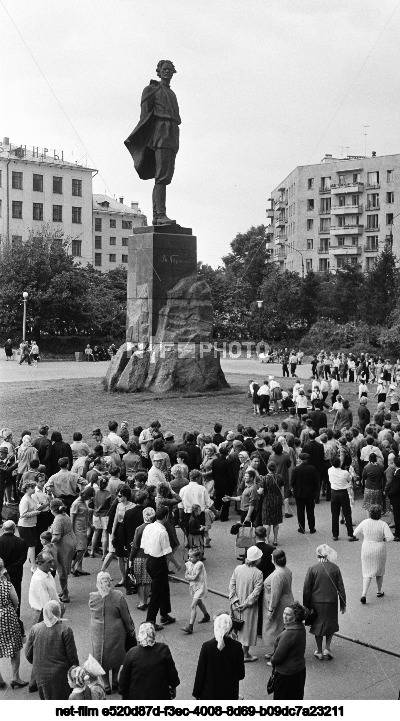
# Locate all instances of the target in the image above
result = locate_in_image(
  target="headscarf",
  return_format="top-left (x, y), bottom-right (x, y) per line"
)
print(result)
top-left (21, 434), bottom-right (32, 448)
top-left (43, 600), bottom-right (63, 627)
top-left (214, 613), bottom-right (232, 651)
top-left (96, 571), bottom-right (112, 597)
top-left (84, 654), bottom-right (105, 677)
top-left (68, 666), bottom-right (86, 689)
top-left (143, 507), bottom-right (155, 523)
top-left (137, 622), bottom-right (156, 647)
top-left (0, 428), bottom-right (12, 441)
top-left (316, 544), bottom-right (337, 563)
top-left (277, 435), bottom-right (290, 454)
top-left (238, 451), bottom-right (249, 465)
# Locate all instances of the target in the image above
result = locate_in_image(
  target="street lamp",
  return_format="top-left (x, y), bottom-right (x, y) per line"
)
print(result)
top-left (256, 300), bottom-right (263, 342)
top-left (22, 291), bottom-right (28, 342)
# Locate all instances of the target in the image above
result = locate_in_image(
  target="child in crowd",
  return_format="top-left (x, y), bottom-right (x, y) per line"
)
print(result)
top-left (181, 548), bottom-right (210, 634)
top-left (187, 504), bottom-right (205, 556)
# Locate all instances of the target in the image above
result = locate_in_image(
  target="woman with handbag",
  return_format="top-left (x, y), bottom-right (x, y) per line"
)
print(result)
top-left (228, 545), bottom-right (263, 662)
top-left (269, 602), bottom-right (306, 700)
top-left (223, 468), bottom-right (258, 525)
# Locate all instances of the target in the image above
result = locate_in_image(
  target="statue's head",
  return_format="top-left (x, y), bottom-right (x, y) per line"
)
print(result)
top-left (156, 60), bottom-right (177, 78)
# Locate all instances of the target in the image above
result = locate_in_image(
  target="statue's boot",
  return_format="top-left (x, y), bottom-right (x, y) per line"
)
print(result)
top-left (152, 184), bottom-right (176, 225)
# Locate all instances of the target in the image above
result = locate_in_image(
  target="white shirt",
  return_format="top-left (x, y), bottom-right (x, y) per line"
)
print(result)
top-left (147, 466), bottom-right (167, 488)
top-left (320, 380), bottom-right (329, 392)
top-left (107, 432), bottom-right (126, 452)
top-left (257, 384), bottom-right (270, 397)
top-left (141, 520), bottom-right (172, 557)
top-left (29, 568), bottom-right (59, 610)
top-left (331, 379), bottom-right (339, 391)
top-left (360, 445), bottom-right (384, 465)
top-left (328, 466), bottom-right (351, 491)
top-left (179, 481), bottom-right (210, 512)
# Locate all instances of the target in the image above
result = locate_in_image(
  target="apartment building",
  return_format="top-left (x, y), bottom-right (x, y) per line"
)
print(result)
top-left (266, 152), bottom-right (400, 274)
top-left (0, 136), bottom-right (95, 264)
top-left (93, 194), bottom-right (147, 272)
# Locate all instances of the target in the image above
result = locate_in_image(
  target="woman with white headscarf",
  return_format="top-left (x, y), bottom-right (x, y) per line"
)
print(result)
top-left (89, 571), bottom-right (135, 694)
top-left (68, 655), bottom-right (105, 700)
top-left (118, 622), bottom-right (180, 700)
top-left (192, 613), bottom-right (245, 699)
top-left (25, 600), bottom-right (79, 699)
top-left (302, 545), bottom-right (346, 660)
top-left (17, 435), bottom-right (38, 489)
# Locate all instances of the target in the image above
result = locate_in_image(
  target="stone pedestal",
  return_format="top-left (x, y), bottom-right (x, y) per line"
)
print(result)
top-left (106, 224), bottom-right (228, 393)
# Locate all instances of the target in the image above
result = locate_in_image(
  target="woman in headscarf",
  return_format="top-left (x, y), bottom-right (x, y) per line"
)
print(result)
top-left (17, 435), bottom-right (38, 492)
top-left (192, 613), bottom-right (245, 699)
top-left (68, 655), bottom-right (105, 700)
top-left (262, 549), bottom-right (294, 662)
top-left (129, 506), bottom-right (156, 610)
top-left (50, 498), bottom-right (77, 602)
top-left (25, 600), bottom-right (79, 700)
top-left (0, 429), bottom-right (17, 503)
top-left (0, 557), bottom-right (27, 689)
top-left (118, 622), bottom-right (180, 700)
top-left (18, 480), bottom-right (46, 572)
top-left (353, 505), bottom-right (394, 603)
top-left (302, 545), bottom-right (346, 660)
top-left (89, 571), bottom-right (135, 694)
top-left (228, 545), bottom-right (264, 661)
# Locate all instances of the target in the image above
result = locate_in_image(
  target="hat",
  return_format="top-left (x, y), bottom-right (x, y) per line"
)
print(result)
top-left (164, 431), bottom-right (174, 440)
top-left (299, 452), bottom-right (310, 461)
top-left (83, 654), bottom-right (105, 677)
top-left (92, 428), bottom-right (101, 435)
top-left (255, 438), bottom-right (266, 448)
top-left (152, 453), bottom-right (163, 461)
top-left (247, 545), bottom-right (263, 562)
top-left (226, 432), bottom-right (235, 441)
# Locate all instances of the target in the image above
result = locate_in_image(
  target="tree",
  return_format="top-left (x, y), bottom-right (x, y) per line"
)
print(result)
top-left (361, 248), bottom-right (400, 326)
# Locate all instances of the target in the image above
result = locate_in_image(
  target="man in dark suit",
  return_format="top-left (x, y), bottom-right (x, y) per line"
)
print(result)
top-left (211, 447), bottom-right (235, 521)
top-left (0, 520), bottom-right (27, 612)
top-left (177, 433), bottom-right (201, 471)
top-left (291, 453), bottom-right (319, 534)
top-left (302, 431), bottom-right (325, 503)
top-left (307, 402), bottom-right (328, 436)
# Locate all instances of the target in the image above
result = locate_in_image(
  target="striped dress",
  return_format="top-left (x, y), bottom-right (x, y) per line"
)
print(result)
top-left (353, 519), bottom-right (394, 578)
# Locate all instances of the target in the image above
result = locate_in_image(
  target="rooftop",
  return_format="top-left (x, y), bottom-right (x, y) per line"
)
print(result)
top-left (92, 194), bottom-right (143, 215)
top-left (0, 137), bottom-right (96, 171)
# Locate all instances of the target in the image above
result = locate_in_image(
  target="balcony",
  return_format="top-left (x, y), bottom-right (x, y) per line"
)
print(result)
top-left (366, 183), bottom-right (380, 189)
top-left (318, 226), bottom-right (331, 234)
top-left (317, 246), bottom-right (330, 254)
top-left (274, 199), bottom-right (285, 210)
top-left (274, 248), bottom-right (287, 259)
top-left (366, 225), bottom-right (380, 232)
top-left (330, 224), bottom-right (364, 236)
top-left (331, 204), bottom-right (363, 214)
top-left (275, 233), bottom-right (287, 242)
top-left (319, 186), bottom-right (331, 194)
top-left (275, 216), bottom-right (286, 228)
top-left (365, 244), bottom-right (379, 253)
top-left (329, 244), bottom-right (362, 255)
top-left (266, 209), bottom-right (274, 218)
top-left (265, 225), bottom-right (274, 238)
top-left (366, 204), bottom-right (380, 211)
top-left (318, 207), bottom-right (331, 215)
top-left (331, 182), bottom-right (364, 194)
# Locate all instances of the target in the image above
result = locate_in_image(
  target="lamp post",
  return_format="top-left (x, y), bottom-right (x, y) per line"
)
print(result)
top-left (256, 299), bottom-right (263, 343)
top-left (22, 291), bottom-right (28, 342)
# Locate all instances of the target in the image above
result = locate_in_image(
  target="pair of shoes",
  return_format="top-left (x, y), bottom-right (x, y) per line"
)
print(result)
top-left (160, 615), bottom-right (175, 625)
top-left (314, 651), bottom-right (323, 661)
top-left (284, 513), bottom-right (293, 518)
top-left (198, 614), bottom-right (210, 624)
top-left (70, 570), bottom-right (78, 576)
top-left (340, 519), bottom-right (345, 524)
top-left (181, 624), bottom-right (193, 634)
top-left (360, 595), bottom-right (366, 604)
top-left (154, 623), bottom-right (164, 631)
top-left (332, 537), bottom-right (339, 541)
top-left (137, 603), bottom-right (148, 610)
top-left (309, 529), bottom-right (317, 534)
top-left (244, 655), bottom-right (258, 663)
top-left (348, 536), bottom-right (359, 542)
top-left (297, 528), bottom-right (305, 534)
top-left (29, 682), bottom-right (38, 693)
top-left (377, 592), bottom-right (385, 598)
top-left (10, 680), bottom-right (29, 689)
top-left (60, 596), bottom-right (70, 603)
top-left (323, 650), bottom-right (333, 660)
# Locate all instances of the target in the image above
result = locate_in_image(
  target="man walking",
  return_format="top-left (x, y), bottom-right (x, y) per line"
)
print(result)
top-left (303, 430), bottom-right (325, 503)
top-left (291, 453), bottom-right (318, 534)
top-left (0, 520), bottom-right (27, 611)
top-left (328, 458), bottom-right (358, 542)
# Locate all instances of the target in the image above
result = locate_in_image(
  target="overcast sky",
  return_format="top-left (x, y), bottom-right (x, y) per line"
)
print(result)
top-left (2, 0), bottom-right (400, 266)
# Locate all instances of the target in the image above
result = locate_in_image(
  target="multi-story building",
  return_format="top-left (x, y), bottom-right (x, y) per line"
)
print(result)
top-left (92, 194), bottom-right (147, 271)
top-left (0, 136), bottom-right (95, 264)
top-left (266, 152), bottom-right (400, 274)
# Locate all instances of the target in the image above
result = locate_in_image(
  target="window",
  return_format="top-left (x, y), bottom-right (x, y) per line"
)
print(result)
top-left (367, 193), bottom-right (379, 209)
top-left (71, 239), bottom-right (82, 257)
top-left (12, 235), bottom-right (22, 245)
top-left (337, 256), bottom-right (359, 269)
top-left (95, 236), bottom-right (102, 249)
top-left (308, 178), bottom-right (314, 189)
top-left (351, 237), bottom-right (359, 246)
top-left (367, 171), bottom-right (379, 187)
top-left (109, 253), bottom-right (116, 262)
top-left (109, 237), bottom-right (116, 246)
top-left (95, 253), bottom-right (102, 267)
top-left (386, 213), bottom-right (394, 225)
top-left (307, 219), bottom-right (313, 230)
top-left (33, 173), bottom-right (43, 192)
top-left (12, 171), bottom-right (23, 190)
top-left (387, 170), bottom-right (394, 182)
top-left (33, 203), bottom-right (43, 221)
top-left (307, 199), bottom-right (314, 211)
top-left (320, 198), bottom-right (331, 213)
top-left (110, 218), bottom-right (116, 228)
top-left (72, 179), bottom-right (82, 197)
top-left (53, 205), bottom-right (63, 222)
top-left (72, 207), bottom-right (82, 224)
top-left (367, 214), bottom-right (379, 229)
top-left (95, 217), bottom-right (102, 231)
top-left (337, 237), bottom-right (345, 246)
top-left (12, 200), bottom-right (22, 218)
top-left (320, 218), bottom-right (330, 232)
top-left (319, 258), bottom-right (330, 271)
top-left (353, 173), bottom-right (360, 183)
top-left (122, 237), bottom-right (128, 246)
top-left (321, 177), bottom-right (331, 191)
top-left (387, 191), bottom-right (394, 203)
top-left (122, 220), bottom-right (132, 229)
top-left (53, 176), bottom-right (63, 194)
top-left (307, 238), bottom-right (313, 250)
top-left (122, 255), bottom-right (128, 263)
top-left (366, 236), bottom-right (378, 251)
top-left (320, 238), bottom-right (329, 252)
top-left (306, 259), bottom-right (313, 271)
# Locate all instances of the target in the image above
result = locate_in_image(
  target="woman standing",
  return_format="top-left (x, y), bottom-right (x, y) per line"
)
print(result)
top-left (228, 545), bottom-right (264, 662)
top-left (302, 544), bottom-right (346, 660)
top-left (129, 507), bottom-right (156, 610)
top-left (258, 461), bottom-right (284, 545)
top-left (101, 485), bottom-right (135, 586)
top-left (50, 499), bottom-right (77, 603)
top-left (262, 549), bottom-right (294, 662)
top-left (192, 613), bottom-right (245, 700)
top-left (89, 571), bottom-right (136, 694)
top-left (0, 558), bottom-right (27, 689)
top-left (17, 436), bottom-right (38, 493)
top-left (70, 486), bottom-right (94, 576)
top-left (18, 481), bottom-right (47, 572)
top-left (223, 468), bottom-right (258, 525)
top-left (118, 622), bottom-right (179, 700)
top-left (362, 453), bottom-right (386, 512)
top-left (353, 505), bottom-right (394, 603)
top-left (270, 602), bottom-right (306, 700)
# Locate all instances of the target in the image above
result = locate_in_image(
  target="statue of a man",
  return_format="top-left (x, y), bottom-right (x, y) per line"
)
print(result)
top-left (125, 60), bottom-right (181, 226)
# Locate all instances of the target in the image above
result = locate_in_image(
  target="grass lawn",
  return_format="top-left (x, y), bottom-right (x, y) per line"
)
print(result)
top-left (0, 368), bottom-right (370, 441)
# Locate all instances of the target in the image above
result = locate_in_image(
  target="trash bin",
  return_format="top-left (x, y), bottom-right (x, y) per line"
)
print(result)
top-left (75, 352), bottom-right (84, 362)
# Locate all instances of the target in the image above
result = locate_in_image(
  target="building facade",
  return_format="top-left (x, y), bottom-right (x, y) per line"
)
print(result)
top-left (266, 152), bottom-right (400, 274)
top-left (0, 137), bottom-right (95, 264)
top-left (92, 194), bottom-right (147, 272)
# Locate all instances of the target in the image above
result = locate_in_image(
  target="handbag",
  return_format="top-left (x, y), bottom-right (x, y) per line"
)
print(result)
top-left (236, 524), bottom-right (256, 549)
top-left (304, 607), bottom-right (318, 626)
top-left (267, 668), bottom-right (276, 695)
top-left (230, 607), bottom-right (244, 632)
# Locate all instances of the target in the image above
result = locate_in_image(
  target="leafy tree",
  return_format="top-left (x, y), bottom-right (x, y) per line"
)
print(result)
top-left (361, 248), bottom-right (400, 326)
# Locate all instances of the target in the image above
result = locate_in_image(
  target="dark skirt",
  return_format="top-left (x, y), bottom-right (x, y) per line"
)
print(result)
top-left (390, 402), bottom-right (399, 412)
top-left (273, 668), bottom-right (306, 700)
top-left (18, 525), bottom-right (37, 548)
top-left (378, 393), bottom-right (387, 403)
top-left (113, 522), bottom-right (126, 557)
top-left (309, 601), bottom-right (338, 637)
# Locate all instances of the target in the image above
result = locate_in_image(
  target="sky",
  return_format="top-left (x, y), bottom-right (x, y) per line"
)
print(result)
top-left (2, 0), bottom-right (400, 267)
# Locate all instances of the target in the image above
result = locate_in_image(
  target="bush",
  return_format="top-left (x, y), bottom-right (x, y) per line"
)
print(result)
top-left (300, 319), bottom-right (381, 356)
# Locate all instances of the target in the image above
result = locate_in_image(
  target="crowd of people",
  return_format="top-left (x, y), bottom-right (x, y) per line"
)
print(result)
top-left (3, 340), bottom-right (119, 366)
top-left (0, 369), bottom-right (399, 700)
